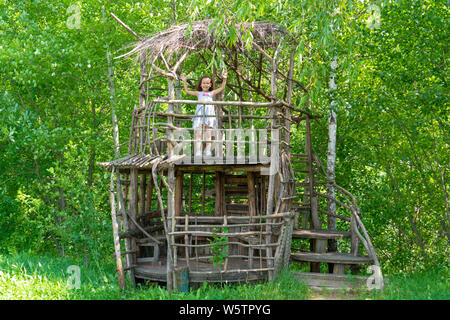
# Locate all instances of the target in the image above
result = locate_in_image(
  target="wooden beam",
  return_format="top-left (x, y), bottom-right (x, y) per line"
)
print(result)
top-left (109, 13), bottom-right (143, 40)
top-left (247, 172), bottom-right (257, 222)
top-left (110, 170), bottom-right (126, 289)
top-left (175, 170), bottom-right (183, 217)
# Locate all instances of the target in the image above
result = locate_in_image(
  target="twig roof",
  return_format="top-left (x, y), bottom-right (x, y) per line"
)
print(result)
top-left (118, 19), bottom-right (287, 59)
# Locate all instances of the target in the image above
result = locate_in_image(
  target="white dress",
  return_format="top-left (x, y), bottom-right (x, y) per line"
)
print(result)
top-left (192, 91), bottom-right (216, 129)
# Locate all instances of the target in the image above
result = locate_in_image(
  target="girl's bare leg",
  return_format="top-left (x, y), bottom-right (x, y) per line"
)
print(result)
top-left (204, 126), bottom-right (212, 154)
top-left (194, 127), bottom-right (202, 155)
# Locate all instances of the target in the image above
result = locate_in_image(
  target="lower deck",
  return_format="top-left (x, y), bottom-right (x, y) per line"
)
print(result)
top-left (134, 257), bottom-right (269, 284)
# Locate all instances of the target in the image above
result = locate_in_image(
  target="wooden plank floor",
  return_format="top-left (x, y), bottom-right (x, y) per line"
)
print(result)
top-left (134, 258), bottom-right (268, 283)
top-left (291, 252), bottom-right (372, 264)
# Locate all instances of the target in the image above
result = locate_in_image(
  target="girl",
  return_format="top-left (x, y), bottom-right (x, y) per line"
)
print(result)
top-left (180, 70), bottom-right (228, 157)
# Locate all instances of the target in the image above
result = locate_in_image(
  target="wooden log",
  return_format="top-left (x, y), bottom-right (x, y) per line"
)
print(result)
top-left (175, 170), bottom-right (183, 217)
top-left (214, 172), bottom-right (224, 216)
top-left (247, 172), bottom-right (256, 222)
top-left (351, 215), bottom-right (359, 256)
top-left (140, 173), bottom-right (146, 218)
top-left (110, 171), bottom-right (126, 289)
top-left (146, 173), bottom-right (153, 213)
top-left (201, 171), bottom-right (206, 215)
top-left (129, 169), bottom-right (139, 285)
top-left (116, 171), bottom-right (136, 287)
top-left (188, 173), bottom-right (193, 215)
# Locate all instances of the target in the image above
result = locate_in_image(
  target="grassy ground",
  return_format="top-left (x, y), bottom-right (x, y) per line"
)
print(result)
top-left (0, 253), bottom-right (448, 300)
top-left (0, 253), bottom-right (309, 300)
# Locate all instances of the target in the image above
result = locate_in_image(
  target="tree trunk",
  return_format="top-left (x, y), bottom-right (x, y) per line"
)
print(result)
top-left (327, 54), bottom-right (338, 273)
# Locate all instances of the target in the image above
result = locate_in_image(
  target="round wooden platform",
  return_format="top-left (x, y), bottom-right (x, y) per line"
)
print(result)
top-left (134, 258), bottom-right (269, 284)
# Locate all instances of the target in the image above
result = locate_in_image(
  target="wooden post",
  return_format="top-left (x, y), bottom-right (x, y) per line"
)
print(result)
top-left (188, 173), bottom-right (193, 215)
top-left (146, 173), bottom-right (153, 214)
top-left (116, 170), bottom-right (135, 287)
top-left (110, 170), bottom-right (125, 289)
top-left (215, 171), bottom-right (225, 216)
top-left (350, 215), bottom-right (359, 255)
top-left (248, 172), bottom-right (256, 223)
top-left (140, 173), bottom-right (146, 219)
top-left (201, 171), bottom-right (206, 215)
top-left (167, 78), bottom-right (176, 291)
top-left (175, 170), bottom-right (183, 217)
top-left (129, 169), bottom-right (138, 283)
top-left (284, 47), bottom-right (295, 158)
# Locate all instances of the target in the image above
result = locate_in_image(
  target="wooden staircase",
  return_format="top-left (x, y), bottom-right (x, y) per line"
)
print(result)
top-left (287, 152), bottom-right (382, 289)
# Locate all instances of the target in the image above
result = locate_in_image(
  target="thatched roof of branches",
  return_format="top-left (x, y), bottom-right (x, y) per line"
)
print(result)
top-left (111, 15), bottom-right (313, 116)
top-left (119, 19), bottom-right (288, 60)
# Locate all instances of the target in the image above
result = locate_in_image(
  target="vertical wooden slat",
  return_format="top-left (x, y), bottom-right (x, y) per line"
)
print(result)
top-left (175, 170), bottom-right (183, 217)
top-left (146, 173), bottom-right (153, 214)
top-left (247, 172), bottom-right (256, 223)
top-left (188, 173), bottom-right (193, 215)
top-left (201, 171), bottom-right (206, 215)
top-left (185, 214), bottom-right (190, 270)
top-left (351, 215), bottom-right (359, 256)
top-left (116, 170), bottom-right (135, 287)
top-left (214, 171), bottom-right (225, 216)
top-left (167, 78), bottom-right (175, 291)
top-left (140, 173), bottom-right (146, 218)
top-left (129, 169), bottom-right (138, 282)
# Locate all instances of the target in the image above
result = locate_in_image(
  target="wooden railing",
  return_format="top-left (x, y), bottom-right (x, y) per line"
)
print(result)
top-left (166, 212), bottom-right (295, 276)
top-left (128, 100), bottom-right (285, 164)
top-left (305, 155), bottom-right (382, 273)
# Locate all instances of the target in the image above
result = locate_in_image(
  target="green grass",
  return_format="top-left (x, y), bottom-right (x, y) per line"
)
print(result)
top-left (1, 252), bottom-right (447, 300)
top-left (0, 253), bottom-right (310, 300)
top-left (356, 268), bottom-right (450, 300)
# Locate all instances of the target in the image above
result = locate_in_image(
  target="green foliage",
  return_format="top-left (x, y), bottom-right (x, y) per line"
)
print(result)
top-left (0, 0), bottom-right (447, 280)
top-left (207, 227), bottom-right (229, 267)
top-left (0, 252), bottom-right (310, 300)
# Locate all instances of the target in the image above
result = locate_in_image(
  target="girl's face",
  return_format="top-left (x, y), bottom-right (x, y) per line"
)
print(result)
top-left (200, 77), bottom-right (212, 92)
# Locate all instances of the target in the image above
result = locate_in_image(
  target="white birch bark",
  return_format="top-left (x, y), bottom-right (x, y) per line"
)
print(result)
top-left (327, 53), bottom-right (338, 254)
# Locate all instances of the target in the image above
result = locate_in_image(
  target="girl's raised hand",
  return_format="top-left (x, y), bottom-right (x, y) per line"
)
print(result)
top-left (180, 74), bottom-right (187, 81)
top-left (222, 70), bottom-right (228, 79)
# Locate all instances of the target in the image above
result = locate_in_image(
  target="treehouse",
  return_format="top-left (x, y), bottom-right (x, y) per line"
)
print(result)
top-left (99, 19), bottom-right (382, 291)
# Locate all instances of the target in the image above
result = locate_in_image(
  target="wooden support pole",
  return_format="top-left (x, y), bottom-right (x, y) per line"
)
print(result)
top-left (201, 171), bottom-right (206, 215)
top-left (175, 170), bottom-right (183, 217)
top-left (248, 172), bottom-right (257, 223)
top-left (146, 173), bottom-right (153, 213)
top-left (110, 170), bottom-right (126, 290)
top-left (129, 169), bottom-right (138, 285)
top-left (140, 173), bottom-right (146, 218)
top-left (167, 78), bottom-right (176, 291)
top-left (188, 173), bottom-right (193, 215)
top-left (215, 171), bottom-right (225, 216)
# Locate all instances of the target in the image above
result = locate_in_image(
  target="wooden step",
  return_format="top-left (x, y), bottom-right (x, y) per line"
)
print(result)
top-left (225, 175), bottom-right (248, 184)
top-left (226, 203), bottom-right (249, 214)
top-left (291, 252), bottom-right (372, 265)
top-left (293, 272), bottom-right (369, 290)
top-left (292, 229), bottom-right (351, 240)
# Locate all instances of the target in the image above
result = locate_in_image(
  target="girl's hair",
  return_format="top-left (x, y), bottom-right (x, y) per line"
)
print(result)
top-left (196, 76), bottom-right (213, 92)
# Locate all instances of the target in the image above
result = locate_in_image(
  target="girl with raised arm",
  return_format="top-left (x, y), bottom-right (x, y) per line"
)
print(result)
top-left (179, 70), bottom-right (228, 157)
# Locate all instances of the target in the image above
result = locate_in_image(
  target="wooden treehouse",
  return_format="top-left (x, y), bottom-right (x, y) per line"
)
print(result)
top-left (99, 19), bottom-right (383, 291)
